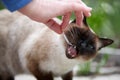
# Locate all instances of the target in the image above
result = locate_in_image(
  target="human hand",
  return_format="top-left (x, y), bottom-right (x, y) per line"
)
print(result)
top-left (19, 0), bottom-right (92, 34)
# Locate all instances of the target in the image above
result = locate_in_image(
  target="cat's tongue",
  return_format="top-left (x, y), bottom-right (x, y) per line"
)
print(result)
top-left (67, 46), bottom-right (77, 58)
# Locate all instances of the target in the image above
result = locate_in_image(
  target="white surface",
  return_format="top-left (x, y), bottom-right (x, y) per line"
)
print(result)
top-left (15, 74), bottom-right (120, 80)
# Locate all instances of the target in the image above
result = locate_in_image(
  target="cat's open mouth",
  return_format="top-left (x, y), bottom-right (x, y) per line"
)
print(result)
top-left (66, 45), bottom-right (78, 59)
top-left (63, 33), bottom-right (78, 59)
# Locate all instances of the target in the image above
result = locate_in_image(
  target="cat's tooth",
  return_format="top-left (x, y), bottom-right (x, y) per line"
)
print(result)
top-left (72, 55), bottom-right (75, 57)
top-left (68, 51), bottom-right (71, 54)
top-left (68, 51), bottom-right (70, 54)
top-left (74, 46), bottom-right (76, 49)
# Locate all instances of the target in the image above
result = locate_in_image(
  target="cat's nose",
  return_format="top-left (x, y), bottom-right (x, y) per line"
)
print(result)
top-left (81, 42), bottom-right (87, 48)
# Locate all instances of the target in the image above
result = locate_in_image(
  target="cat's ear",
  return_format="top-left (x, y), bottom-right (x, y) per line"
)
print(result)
top-left (71, 15), bottom-right (88, 27)
top-left (83, 15), bottom-right (88, 26)
top-left (71, 19), bottom-right (76, 23)
top-left (98, 38), bottom-right (114, 50)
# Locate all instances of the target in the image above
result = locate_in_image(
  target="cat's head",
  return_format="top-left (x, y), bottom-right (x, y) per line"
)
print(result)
top-left (63, 16), bottom-right (113, 60)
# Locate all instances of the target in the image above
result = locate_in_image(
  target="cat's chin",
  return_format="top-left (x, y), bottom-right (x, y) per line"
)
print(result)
top-left (65, 45), bottom-right (79, 59)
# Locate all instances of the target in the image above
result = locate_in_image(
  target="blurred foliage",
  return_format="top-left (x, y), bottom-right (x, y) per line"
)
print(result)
top-left (0, 1), bottom-right (4, 10)
top-left (96, 54), bottom-right (109, 73)
top-left (83, 0), bottom-right (120, 47)
top-left (77, 54), bottom-right (109, 75)
top-left (77, 61), bottom-right (91, 76)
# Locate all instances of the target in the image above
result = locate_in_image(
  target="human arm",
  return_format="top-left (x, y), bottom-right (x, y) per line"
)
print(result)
top-left (2, 0), bottom-right (92, 34)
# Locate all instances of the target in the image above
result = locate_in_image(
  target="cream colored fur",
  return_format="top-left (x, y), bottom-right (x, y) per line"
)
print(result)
top-left (0, 10), bottom-right (85, 77)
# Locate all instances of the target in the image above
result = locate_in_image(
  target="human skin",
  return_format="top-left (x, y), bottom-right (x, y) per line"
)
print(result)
top-left (19, 0), bottom-right (92, 34)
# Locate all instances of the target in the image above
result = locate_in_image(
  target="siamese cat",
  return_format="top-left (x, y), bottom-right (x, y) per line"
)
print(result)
top-left (0, 10), bottom-right (113, 80)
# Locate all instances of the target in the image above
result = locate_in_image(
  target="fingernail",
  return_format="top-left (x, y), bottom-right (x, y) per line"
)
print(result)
top-left (88, 7), bottom-right (92, 11)
top-left (88, 13), bottom-right (91, 16)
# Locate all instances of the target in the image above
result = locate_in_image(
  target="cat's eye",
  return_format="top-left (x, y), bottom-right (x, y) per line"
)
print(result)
top-left (78, 40), bottom-right (84, 44)
top-left (88, 45), bottom-right (94, 49)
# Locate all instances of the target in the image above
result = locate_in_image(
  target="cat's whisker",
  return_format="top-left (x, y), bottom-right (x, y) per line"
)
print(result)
top-left (69, 28), bottom-right (74, 39)
top-left (63, 32), bottom-right (72, 46)
top-left (74, 46), bottom-right (76, 49)
top-left (71, 27), bottom-right (78, 42)
top-left (63, 32), bottom-right (77, 50)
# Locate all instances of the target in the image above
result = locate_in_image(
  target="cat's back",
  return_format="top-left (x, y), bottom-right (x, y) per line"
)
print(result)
top-left (0, 9), bottom-right (48, 74)
top-left (0, 10), bottom-right (23, 57)
top-left (0, 9), bottom-right (46, 48)
top-left (0, 9), bottom-right (19, 57)
top-left (0, 9), bottom-right (23, 74)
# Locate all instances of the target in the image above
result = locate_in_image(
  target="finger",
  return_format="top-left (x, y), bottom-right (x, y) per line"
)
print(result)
top-left (51, 2), bottom-right (92, 18)
top-left (45, 19), bottom-right (62, 34)
top-left (75, 11), bottom-right (83, 26)
top-left (66, 2), bottom-right (92, 17)
top-left (80, 1), bottom-right (92, 17)
top-left (63, 0), bottom-right (81, 3)
top-left (61, 12), bottom-right (71, 31)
